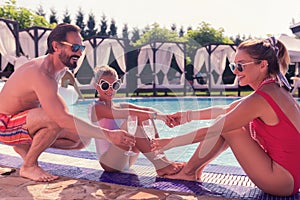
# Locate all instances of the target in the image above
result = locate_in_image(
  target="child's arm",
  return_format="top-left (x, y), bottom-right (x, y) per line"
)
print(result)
top-left (118, 102), bottom-right (160, 113)
top-left (94, 102), bottom-right (165, 123)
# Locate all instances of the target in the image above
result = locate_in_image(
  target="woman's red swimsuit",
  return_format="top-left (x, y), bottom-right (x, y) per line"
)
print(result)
top-left (250, 81), bottom-right (300, 194)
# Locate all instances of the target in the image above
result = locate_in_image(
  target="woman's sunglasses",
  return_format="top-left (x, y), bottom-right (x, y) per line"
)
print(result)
top-left (97, 79), bottom-right (121, 91)
top-left (229, 61), bottom-right (256, 72)
top-left (60, 41), bottom-right (86, 52)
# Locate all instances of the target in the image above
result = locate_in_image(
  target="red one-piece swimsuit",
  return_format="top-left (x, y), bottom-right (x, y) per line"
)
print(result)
top-left (250, 79), bottom-right (300, 194)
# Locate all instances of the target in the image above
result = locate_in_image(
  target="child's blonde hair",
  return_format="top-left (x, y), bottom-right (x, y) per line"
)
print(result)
top-left (94, 65), bottom-right (118, 84)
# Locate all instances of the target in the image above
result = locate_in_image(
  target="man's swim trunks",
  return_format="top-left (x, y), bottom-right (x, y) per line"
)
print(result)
top-left (0, 110), bottom-right (32, 145)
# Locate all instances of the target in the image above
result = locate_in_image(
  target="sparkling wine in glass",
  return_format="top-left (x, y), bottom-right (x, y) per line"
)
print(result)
top-left (124, 115), bottom-right (138, 156)
top-left (142, 119), bottom-right (165, 160)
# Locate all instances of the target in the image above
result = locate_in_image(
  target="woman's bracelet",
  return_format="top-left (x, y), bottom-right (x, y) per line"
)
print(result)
top-left (186, 110), bottom-right (192, 122)
top-left (151, 112), bottom-right (158, 120)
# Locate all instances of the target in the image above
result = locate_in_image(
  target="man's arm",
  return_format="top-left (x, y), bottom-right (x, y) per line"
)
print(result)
top-left (33, 71), bottom-right (134, 145)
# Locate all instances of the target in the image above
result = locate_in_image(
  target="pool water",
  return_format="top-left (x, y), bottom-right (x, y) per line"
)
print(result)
top-left (68, 97), bottom-right (241, 167)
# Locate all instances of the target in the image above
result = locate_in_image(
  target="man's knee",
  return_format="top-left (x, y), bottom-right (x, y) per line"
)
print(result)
top-left (48, 122), bottom-right (62, 133)
top-left (27, 108), bottom-right (61, 134)
top-left (53, 134), bottom-right (91, 150)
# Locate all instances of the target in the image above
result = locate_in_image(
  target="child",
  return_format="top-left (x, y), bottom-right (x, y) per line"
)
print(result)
top-left (89, 65), bottom-right (183, 176)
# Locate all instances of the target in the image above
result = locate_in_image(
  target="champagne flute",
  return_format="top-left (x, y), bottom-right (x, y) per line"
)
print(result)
top-left (142, 119), bottom-right (165, 160)
top-left (124, 115), bottom-right (138, 156)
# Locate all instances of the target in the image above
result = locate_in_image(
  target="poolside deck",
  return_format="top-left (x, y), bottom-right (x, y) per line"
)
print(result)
top-left (0, 143), bottom-right (299, 199)
top-left (1, 166), bottom-right (222, 200)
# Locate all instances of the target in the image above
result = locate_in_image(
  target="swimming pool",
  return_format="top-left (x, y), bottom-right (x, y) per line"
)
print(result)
top-left (68, 96), bottom-right (243, 167)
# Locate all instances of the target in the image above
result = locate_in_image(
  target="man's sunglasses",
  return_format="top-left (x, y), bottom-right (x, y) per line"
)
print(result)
top-left (60, 41), bottom-right (86, 52)
top-left (229, 61), bottom-right (256, 72)
top-left (97, 79), bottom-right (121, 91)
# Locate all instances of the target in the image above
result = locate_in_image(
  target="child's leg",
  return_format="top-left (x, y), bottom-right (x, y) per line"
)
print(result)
top-left (99, 144), bottom-right (133, 172)
top-left (135, 122), bottom-right (184, 176)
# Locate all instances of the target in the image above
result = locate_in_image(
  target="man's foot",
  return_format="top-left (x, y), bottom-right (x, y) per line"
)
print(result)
top-left (164, 166), bottom-right (196, 181)
top-left (156, 162), bottom-right (185, 177)
top-left (20, 165), bottom-right (59, 182)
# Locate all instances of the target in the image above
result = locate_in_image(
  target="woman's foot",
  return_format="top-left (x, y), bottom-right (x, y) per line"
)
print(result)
top-left (156, 162), bottom-right (185, 177)
top-left (164, 165), bottom-right (196, 181)
top-left (20, 165), bottom-right (59, 182)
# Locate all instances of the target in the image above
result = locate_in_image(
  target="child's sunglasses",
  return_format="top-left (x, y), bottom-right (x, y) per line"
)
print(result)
top-left (229, 61), bottom-right (256, 72)
top-left (97, 79), bottom-right (121, 91)
top-left (60, 41), bottom-right (86, 52)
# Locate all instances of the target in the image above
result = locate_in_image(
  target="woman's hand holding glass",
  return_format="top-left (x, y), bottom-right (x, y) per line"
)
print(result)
top-left (124, 115), bottom-right (138, 156)
top-left (142, 119), bottom-right (165, 160)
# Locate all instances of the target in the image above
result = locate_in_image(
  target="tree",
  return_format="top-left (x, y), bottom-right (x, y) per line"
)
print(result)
top-left (171, 24), bottom-right (176, 32)
top-left (122, 24), bottom-right (129, 40)
top-left (86, 12), bottom-right (97, 38)
top-left (122, 24), bottom-right (130, 48)
top-left (0, 0), bottom-right (52, 29)
top-left (142, 25), bottom-right (150, 35)
top-left (98, 14), bottom-right (108, 37)
top-left (109, 18), bottom-right (117, 37)
top-left (230, 34), bottom-right (253, 45)
top-left (49, 8), bottom-right (58, 24)
top-left (184, 22), bottom-right (233, 63)
top-left (62, 9), bottom-right (71, 24)
top-left (186, 21), bottom-right (232, 46)
top-left (75, 8), bottom-right (86, 38)
top-left (35, 5), bottom-right (45, 17)
top-left (131, 27), bottom-right (140, 43)
top-left (132, 23), bottom-right (185, 47)
top-left (179, 26), bottom-right (184, 37)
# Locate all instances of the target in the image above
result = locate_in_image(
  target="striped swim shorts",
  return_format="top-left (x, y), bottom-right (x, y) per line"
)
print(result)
top-left (0, 110), bottom-right (32, 145)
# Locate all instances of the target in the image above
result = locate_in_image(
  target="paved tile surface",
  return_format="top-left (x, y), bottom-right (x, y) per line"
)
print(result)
top-left (0, 144), bottom-right (299, 199)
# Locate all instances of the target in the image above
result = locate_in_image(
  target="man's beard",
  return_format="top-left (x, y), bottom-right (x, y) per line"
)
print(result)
top-left (59, 52), bottom-right (78, 70)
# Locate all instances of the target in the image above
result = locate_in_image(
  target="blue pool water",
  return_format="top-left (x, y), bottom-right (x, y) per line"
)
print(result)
top-left (68, 97), bottom-right (242, 167)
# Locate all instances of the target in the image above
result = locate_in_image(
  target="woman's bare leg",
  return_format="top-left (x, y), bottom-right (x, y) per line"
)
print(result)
top-left (165, 136), bottom-right (228, 181)
top-left (222, 128), bottom-right (294, 196)
top-left (165, 126), bottom-right (294, 195)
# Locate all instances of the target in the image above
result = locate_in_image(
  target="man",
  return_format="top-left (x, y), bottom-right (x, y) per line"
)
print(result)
top-left (0, 23), bottom-right (134, 182)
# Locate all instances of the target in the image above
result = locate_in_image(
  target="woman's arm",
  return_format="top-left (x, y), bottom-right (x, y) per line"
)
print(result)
top-left (166, 98), bottom-right (245, 127)
top-left (153, 95), bottom-right (262, 151)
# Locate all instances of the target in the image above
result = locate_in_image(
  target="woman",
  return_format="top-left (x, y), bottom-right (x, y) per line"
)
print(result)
top-left (152, 37), bottom-right (300, 196)
top-left (89, 65), bottom-right (183, 176)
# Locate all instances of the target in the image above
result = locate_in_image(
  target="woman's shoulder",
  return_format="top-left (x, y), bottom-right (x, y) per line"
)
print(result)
top-left (235, 93), bottom-right (267, 111)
